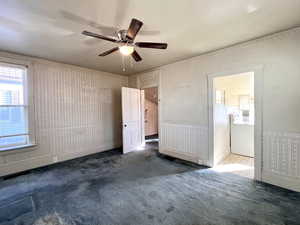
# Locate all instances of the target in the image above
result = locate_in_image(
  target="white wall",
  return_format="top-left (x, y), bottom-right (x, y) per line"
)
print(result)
top-left (130, 27), bottom-right (300, 191)
top-left (0, 51), bottom-right (127, 176)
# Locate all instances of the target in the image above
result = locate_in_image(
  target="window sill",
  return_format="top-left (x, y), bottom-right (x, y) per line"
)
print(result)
top-left (0, 144), bottom-right (37, 153)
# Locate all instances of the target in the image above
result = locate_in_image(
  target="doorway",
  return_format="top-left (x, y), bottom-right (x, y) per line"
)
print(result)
top-left (142, 87), bottom-right (159, 147)
top-left (211, 72), bottom-right (255, 179)
top-left (121, 86), bottom-right (159, 154)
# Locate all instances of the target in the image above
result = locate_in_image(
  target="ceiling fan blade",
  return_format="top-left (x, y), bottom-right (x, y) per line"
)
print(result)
top-left (82, 31), bottom-right (118, 43)
top-left (99, 47), bottom-right (119, 56)
top-left (135, 42), bottom-right (168, 49)
top-left (131, 50), bottom-right (142, 62)
top-left (61, 10), bottom-right (117, 35)
top-left (126, 18), bottom-right (143, 41)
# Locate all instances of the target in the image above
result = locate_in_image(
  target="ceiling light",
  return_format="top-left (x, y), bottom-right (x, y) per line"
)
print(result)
top-left (119, 45), bottom-right (134, 56)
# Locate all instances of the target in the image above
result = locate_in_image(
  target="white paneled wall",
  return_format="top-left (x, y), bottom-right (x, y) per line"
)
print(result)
top-left (160, 123), bottom-right (208, 164)
top-left (131, 28), bottom-right (300, 191)
top-left (0, 52), bottom-right (127, 176)
top-left (34, 64), bottom-right (124, 161)
top-left (262, 131), bottom-right (300, 191)
top-left (129, 70), bottom-right (160, 89)
top-left (263, 132), bottom-right (300, 178)
top-left (139, 70), bottom-right (159, 88)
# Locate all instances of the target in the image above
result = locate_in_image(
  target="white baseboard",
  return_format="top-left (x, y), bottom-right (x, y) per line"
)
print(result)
top-left (262, 171), bottom-right (300, 192)
top-left (59, 143), bottom-right (121, 162)
top-left (0, 154), bottom-right (53, 177)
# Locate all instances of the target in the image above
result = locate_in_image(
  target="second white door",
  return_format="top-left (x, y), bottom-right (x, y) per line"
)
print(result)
top-left (122, 87), bottom-right (142, 154)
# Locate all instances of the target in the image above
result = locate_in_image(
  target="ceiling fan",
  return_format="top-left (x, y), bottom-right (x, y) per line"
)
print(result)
top-left (82, 18), bottom-right (168, 62)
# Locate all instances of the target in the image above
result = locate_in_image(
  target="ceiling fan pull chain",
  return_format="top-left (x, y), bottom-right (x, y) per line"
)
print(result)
top-left (122, 54), bottom-right (126, 72)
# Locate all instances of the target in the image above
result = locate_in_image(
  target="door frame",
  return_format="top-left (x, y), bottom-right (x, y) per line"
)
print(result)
top-left (138, 70), bottom-right (161, 147)
top-left (207, 65), bottom-right (264, 181)
top-left (140, 85), bottom-right (160, 146)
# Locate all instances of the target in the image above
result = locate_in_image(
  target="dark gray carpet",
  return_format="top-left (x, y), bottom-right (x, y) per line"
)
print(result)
top-left (0, 141), bottom-right (300, 225)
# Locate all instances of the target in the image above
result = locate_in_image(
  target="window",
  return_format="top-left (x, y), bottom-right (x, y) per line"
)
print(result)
top-left (0, 63), bottom-right (30, 149)
top-left (215, 90), bottom-right (225, 104)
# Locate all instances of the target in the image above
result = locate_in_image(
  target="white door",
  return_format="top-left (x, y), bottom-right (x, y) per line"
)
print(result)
top-left (122, 87), bottom-right (142, 154)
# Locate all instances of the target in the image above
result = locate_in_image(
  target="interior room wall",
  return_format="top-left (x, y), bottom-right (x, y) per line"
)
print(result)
top-left (130, 27), bottom-right (300, 192)
top-left (144, 87), bottom-right (158, 136)
top-left (0, 51), bottom-right (128, 176)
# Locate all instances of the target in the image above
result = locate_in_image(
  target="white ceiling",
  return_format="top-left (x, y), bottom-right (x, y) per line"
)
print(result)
top-left (0, 0), bottom-right (299, 75)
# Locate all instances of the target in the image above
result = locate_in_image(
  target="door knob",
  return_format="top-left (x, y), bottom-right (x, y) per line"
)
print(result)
top-left (124, 124), bottom-right (127, 127)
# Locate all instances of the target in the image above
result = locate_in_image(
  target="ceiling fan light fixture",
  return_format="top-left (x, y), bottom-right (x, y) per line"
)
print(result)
top-left (82, 18), bottom-right (168, 62)
top-left (119, 45), bottom-right (134, 56)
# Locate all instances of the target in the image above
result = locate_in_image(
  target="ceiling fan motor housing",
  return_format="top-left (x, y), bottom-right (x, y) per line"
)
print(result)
top-left (117, 30), bottom-right (132, 43)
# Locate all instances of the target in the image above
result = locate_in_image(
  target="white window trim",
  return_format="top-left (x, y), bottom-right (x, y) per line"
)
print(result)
top-left (0, 57), bottom-right (36, 152)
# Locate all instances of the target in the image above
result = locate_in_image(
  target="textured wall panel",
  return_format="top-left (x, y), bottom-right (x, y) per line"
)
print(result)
top-left (132, 28), bottom-right (300, 191)
top-left (0, 56), bottom-right (127, 176)
top-left (160, 123), bottom-right (208, 162)
top-left (33, 64), bottom-right (124, 160)
top-left (263, 131), bottom-right (300, 178)
top-left (139, 70), bottom-right (159, 88)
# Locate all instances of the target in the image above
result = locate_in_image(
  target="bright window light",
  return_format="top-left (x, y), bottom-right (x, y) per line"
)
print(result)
top-left (0, 64), bottom-right (29, 149)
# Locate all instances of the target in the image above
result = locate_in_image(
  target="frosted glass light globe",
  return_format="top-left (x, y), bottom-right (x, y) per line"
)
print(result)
top-left (119, 45), bottom-right (134, 56)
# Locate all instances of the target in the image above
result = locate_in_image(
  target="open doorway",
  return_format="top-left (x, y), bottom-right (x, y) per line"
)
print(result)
top-left (212, 72), bottom-right (255, 179)
top-left (121, 86), bottom-right (159, 154)
top-left (142, 87), bottom-right (159, 146)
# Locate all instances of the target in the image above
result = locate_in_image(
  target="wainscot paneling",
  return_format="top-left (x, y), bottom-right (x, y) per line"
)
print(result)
top-left (0, 52), bottom-right (127, 176)
top-left (262, 131), bottom-right (300, 191)
top-left (160, 123), bottom-right (209, 164)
